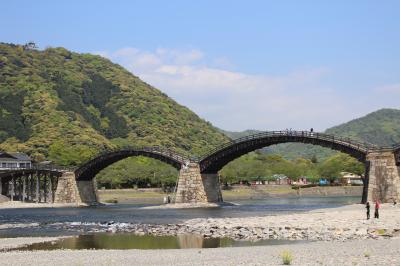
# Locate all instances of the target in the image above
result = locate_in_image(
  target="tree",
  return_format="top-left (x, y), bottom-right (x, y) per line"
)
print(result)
top-left (311, 154), bottom-right (318, 163)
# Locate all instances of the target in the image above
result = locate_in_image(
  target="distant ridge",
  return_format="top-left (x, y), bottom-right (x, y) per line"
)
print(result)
top-left (220, 108), bottom-right (400, 160)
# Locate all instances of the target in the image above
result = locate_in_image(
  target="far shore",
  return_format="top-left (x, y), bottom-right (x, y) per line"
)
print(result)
top-left (0, 185), bottom-right (362, 209)
top-left (98, 185), bottom-right (363, 204)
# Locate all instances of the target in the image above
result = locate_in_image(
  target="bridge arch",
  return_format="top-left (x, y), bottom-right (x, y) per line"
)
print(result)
top-left (199, 131), bottom-right (375, 173)
top-left (75, 147), bottom-right (188, 181)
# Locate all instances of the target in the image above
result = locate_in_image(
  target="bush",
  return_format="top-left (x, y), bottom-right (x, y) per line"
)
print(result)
top-left (281, 250), bottom-right (293, 265)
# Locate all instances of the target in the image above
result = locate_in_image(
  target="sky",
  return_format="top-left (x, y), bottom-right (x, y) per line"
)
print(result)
top-left (1, 0), bottom-right (400, 131)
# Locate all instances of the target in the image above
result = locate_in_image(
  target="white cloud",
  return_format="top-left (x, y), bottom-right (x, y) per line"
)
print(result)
top-left (95, 47), bottom-right (399, 131)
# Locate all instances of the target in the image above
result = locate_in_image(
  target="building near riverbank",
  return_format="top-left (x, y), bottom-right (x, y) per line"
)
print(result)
top-left (339, 172), bottom-right (363, 185)
top-left (0, 152), bottom-right (32, 169)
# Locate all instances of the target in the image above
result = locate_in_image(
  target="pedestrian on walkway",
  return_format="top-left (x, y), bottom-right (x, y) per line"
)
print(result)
top-left (374, 200), bottom-right (380, 219)
top-left (366, 201), bottom-right (370, 220)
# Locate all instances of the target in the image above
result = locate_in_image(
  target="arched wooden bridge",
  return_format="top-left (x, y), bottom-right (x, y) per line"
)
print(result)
top-left (198, 131), bottom-right (381, 173)
top-left (75, 146), bottom-right (189, 181)
top-left (1, 131), bottom-right (399, 204)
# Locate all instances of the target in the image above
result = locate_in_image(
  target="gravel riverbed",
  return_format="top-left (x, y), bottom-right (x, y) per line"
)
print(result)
top-left (1, 238), bottom-right (399, 265)
top-left (1, 203), bottom-right (399, 265)
top-left (49, 204), bottom-right (400, 242)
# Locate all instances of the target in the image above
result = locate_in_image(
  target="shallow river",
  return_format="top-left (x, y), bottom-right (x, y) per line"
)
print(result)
top-left (0, 195), bottom-right (360, 239)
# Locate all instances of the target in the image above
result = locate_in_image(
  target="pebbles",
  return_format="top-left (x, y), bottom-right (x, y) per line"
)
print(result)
top-left (48, 204), bottom-right (400, 243)
top-left (4, 203), bottom-right (395, 245)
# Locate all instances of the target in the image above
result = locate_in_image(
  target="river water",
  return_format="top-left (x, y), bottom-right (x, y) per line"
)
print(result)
top-left (0, 195), bottom-right (360, 240)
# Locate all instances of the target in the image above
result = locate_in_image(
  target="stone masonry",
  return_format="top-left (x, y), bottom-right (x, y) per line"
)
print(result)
top-left (76, 179), bottom-right (99, 204)
top-left (54, 172), bottom-right (82, 204)
top-left (366, 151), bottom-right (400, 203)
top-left (175, 163), bottom-right (222, 203)
top-left (52, 151), bottom-right (400, 205)
top-left (54, 172), bottom-right (98, 204)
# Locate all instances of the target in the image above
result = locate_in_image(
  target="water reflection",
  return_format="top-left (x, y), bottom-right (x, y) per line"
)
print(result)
top-left (19, 233), bottom-right (303, 250)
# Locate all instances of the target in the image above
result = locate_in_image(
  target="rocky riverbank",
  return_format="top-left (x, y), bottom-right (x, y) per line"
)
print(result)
top-left (45, 204), bottom-right (400, 242)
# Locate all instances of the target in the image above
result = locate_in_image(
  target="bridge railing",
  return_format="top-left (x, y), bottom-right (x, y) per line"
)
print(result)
top-left (198, 130), bottom-right (382, 161)
top-left (75, 145), bottom-right (190, 171)
top-left (0, 164), bottom-right (72, 172)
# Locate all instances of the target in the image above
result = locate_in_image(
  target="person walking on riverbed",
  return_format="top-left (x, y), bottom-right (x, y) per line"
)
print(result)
top-left (366, 202), bottom-right (370, 219)
top-left (374, 200), bottom-right (380, 219)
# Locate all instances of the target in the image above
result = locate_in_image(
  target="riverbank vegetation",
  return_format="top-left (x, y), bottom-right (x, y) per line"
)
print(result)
top-left (96, 151), bottom-right (364, 189)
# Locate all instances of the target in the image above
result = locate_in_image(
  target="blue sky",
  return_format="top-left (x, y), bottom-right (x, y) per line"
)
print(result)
top-left (2, 1), bottom-right (400, 131)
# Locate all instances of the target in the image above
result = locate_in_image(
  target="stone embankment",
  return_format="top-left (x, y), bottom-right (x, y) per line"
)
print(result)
top-left (54, 204), bottom-right (400, 242)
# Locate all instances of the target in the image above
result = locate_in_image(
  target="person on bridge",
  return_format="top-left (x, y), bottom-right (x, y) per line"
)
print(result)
top-left (374, 200), bottom-right (380, 219)
top-left (365, 201), bottom-right (370, 220)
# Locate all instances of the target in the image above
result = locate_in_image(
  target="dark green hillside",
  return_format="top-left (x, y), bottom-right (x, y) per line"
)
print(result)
top-left (218, 129), bottom-right (262, 140)
top-left (222, 108), bottom-right (400, 161)
top-left (325, 108), bottom-right (400, 146)
top-left (0, 43), bottom-right (228, 165)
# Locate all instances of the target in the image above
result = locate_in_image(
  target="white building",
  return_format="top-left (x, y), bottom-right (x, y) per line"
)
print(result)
top-left (0, 152), bottom-right (32, 169)
top-left (339, 171), bottom-right (363, 185)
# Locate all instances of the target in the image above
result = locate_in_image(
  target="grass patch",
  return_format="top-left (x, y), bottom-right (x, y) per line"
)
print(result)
top-left (376, 229), bottom-right (386, 235)
top-left (281, 250), bottom-right (293, 265)
top-left (222, 185), bottom-right (295, 199)
top-left (98, 189), bottom-right (170, 202)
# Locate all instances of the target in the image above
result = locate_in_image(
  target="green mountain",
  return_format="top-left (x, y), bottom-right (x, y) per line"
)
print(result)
top-left (218, 129), bottom-right (262, 140)
top-left (0, 43), bottom-right (228, 166)
top-left (325, 108), bottom-right (400, 146)
top-left (222, 108), bottom-right (400, 161)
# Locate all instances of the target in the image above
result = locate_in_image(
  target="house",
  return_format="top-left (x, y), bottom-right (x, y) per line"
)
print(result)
top-left (0, 152), bottom-right (32, 169)
top-left (338, 172), bottom-right (363, 185)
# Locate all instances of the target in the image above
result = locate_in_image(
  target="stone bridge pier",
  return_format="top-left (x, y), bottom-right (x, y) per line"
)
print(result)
top-left (366, 151), bottom-right (400, 203)
top-left (52, 152), bottom-right (400, 205)
top-left (173, 151), bottom-right (400, 204)
top-left (54, 172), bottom-right (98, 205)
top-left (175, 163), bottom-right (222, 203)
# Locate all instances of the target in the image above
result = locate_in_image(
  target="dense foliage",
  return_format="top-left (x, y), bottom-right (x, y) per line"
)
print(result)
top-left (96, 156), bottom-right (178, 189)
top-left (219, 152), bottom-right (364, 184)
top-left (0, 42), bottom-right (228, 166)
top-left (1, 42), bottom-right (398, 188)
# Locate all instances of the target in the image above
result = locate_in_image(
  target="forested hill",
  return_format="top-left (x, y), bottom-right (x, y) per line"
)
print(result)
top-left (222, 108), bottom-right (400, 160)
top-left (0, 43), bottom-right (228, 165)
top-left (325, 108), bottom-right (400, 146)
